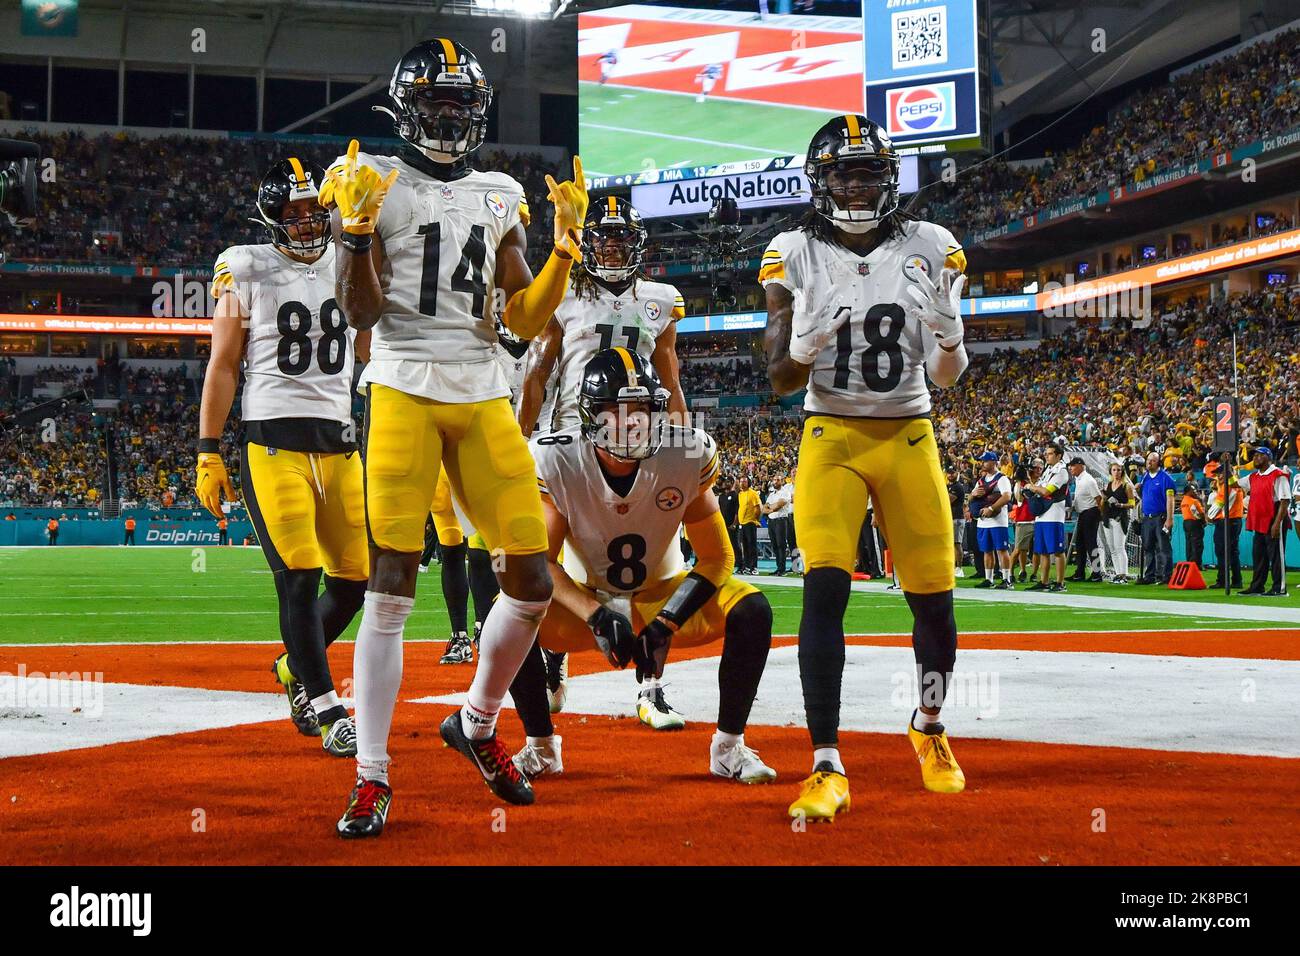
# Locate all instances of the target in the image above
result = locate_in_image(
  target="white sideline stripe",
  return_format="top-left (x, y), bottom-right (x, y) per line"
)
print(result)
top-left (744, 575), bottom-right (1300, 624)
top-left (416, 645), bottom-right (1300, 758)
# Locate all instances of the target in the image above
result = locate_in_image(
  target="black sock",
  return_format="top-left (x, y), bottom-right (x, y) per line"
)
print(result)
top-left (318, 574), bottom-right (366, 647)
top-left (507, 639), bottom-right (554, 738)
top-left (467, 546), bottom-right (499, 626)
top-left (274, 567), bottom-right (333, 701)
top-left (904, 589), bottom-right (958, 714)
top-left (440, 542), bottom-right (469, 633)
top-left (717, 592), bottom-right (773, 735)
top-left (798, 567), bottom-right (851, 747)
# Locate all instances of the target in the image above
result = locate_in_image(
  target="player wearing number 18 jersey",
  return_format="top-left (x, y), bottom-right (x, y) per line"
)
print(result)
top-left (197, 158), bottom-right (369, 760)
top-left (763, 115), bottom-right (970, 821)
top-left (506, 349), bottom-right (776, 785)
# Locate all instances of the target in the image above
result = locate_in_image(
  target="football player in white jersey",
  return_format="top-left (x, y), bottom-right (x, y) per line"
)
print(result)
top-left (323, 39), bottom-right (588, 836)
top-left (506, 348), bottom-right (776, 784)
top-left (515, 196), bottom-right (688, 723)
top-left (196, 158), bottom-right (369, 759)
top-left (517, 196), bottom-right (686, 437)
top-left (763, 115), bottom-right (970, 821)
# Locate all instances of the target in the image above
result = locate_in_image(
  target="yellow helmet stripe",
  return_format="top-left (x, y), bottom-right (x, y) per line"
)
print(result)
top-left (607, 195), bottom-right (616, 215)
top-left (613, 346), bottom-right (638, 387)
top-left (844, 113), bottom-right (862, 145)
top-left (439, 38), bottom-right (460, 73)
top-left (286, 156), bottom-right (308, 186)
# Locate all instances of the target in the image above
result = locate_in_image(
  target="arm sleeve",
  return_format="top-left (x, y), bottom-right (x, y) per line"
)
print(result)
top-left (503, 251), bottom-right (574, 340)
top-left (683, 509), bottom-right (733, 588)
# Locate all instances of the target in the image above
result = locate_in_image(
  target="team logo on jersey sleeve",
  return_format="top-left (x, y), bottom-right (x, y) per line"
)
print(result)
top-left (485, 191), bottom-right (509, 219)
top-left (644, 301), bottom-right (661, 322)
top-left (902, 254), bottom-right (933, 284)
top-left (656, 486), bottom-right (684, 511)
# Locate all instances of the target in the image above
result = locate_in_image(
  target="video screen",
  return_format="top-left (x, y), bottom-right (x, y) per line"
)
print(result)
top-left (578, 2), bottom-right (865, 182)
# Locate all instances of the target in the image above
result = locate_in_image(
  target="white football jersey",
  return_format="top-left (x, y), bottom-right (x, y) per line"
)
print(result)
top-left (760, 220), bottom-right (964, 418)
top-left (211, 244), bottom-right (355, 438)
top-left (332, 149), bottom-right (527, 403)
top-left (532, 425), bottom-right (719, 595)
top-left (551, 278), bottom-right (683, 431)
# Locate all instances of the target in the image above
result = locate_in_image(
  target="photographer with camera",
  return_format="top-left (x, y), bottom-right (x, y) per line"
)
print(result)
top-left (0, 138), bottom-right (40, 245)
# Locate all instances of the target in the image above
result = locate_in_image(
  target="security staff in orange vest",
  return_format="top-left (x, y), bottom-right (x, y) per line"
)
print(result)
top-left (123, 516), bottom-right (137, 546)
top-left (1205, 460), bottom-right (1243, 590)
top-left (1179, 481), bottom-right (1206, 569)
top-left (217, 516), bottom-right (229, 546)
top-left (46, 517), bottom-right (59, 546)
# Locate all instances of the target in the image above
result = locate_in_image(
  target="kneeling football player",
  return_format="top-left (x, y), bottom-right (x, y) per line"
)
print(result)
top-left (506, 349), bottom-right (776, 784)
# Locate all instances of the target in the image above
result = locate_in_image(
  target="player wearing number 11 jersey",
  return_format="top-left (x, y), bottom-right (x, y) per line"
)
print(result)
top-left (198, 158), bottom-right (369, 760)
top-left (763, 115), bottom-right (970, 821)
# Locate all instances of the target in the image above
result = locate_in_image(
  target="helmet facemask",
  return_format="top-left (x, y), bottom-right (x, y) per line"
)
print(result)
top-left (579, 390), bottom-right (669, 462)
top-left (259, 195), bottom-right (330, 258)
top-left (393, 83), bottom-right (490, 163)
top-left (582, 223), bottom-right (644, 283)
top-left (810, 154), bottom-right (899, 234)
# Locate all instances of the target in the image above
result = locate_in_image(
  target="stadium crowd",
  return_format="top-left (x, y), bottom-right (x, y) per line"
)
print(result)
top-left (924, 27), bottom-right (1300, 236)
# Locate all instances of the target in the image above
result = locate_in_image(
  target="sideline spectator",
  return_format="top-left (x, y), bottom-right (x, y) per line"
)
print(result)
top-left (1027, 444), bottom-right (1070, 592)
top-left (1241, 446), bottom-right (1292, 596)
top-left (1068, 457), bottom-right (1103, 582)
top-left (1100, 462), bottom-right (1137, 583)
top-left (1137, 451), bottom-right (1176, 585)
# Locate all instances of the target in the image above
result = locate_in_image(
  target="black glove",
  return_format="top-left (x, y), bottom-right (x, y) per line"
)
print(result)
top-left (633, 617), bottom-right (673, 683)
top-left (587, 604), bottom-right (635, 669)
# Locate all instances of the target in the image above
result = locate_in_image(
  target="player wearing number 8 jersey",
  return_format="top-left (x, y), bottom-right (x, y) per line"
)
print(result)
top-left (198, 157), bottom-right (370, 760)
top-left (763, 115), bottom-right (970, 821)
top-left (505, 349), bottom-right (777, 785)
top-left (324, 38), bottom-right (589, 836)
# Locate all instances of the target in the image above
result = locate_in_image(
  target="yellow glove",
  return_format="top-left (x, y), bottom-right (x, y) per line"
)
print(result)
top-left (545, 154), bottom-right (588, 260)
top-left (323, 139), bottom-right (399, 235)
top-left (196, 453), bottom-right (236, 519)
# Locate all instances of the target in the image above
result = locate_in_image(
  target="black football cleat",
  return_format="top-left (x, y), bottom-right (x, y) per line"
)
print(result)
top-left (439, 711), bottom-right (535, 806)
top-left (337, 778), bottom-right (392, 839)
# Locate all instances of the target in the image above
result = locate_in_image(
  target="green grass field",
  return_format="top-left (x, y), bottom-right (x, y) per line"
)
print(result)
top-left (1, 547), bottom-right (1294, 646)
top-left (579, 82), bottom-right (826, 177)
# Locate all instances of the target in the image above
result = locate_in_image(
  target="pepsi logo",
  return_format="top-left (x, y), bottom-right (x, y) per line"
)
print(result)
top-left (886, 82), bottom-right (956, 137)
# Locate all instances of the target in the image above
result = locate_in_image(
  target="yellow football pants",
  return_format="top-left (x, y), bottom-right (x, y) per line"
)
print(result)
top-left (364, 384), bottom-right (547, 556)
top-left (794, 414), bottom-right (953, 593)
top-left (241, 443), bottom-right (368, 580)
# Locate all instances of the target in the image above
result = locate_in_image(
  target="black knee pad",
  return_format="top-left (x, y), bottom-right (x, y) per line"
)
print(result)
top-left (322, 574), bottom-right (366, 615)
top-left (725, 591), bottom-right (774, 644)
top-left (277, 567), bottom-right (322, 609)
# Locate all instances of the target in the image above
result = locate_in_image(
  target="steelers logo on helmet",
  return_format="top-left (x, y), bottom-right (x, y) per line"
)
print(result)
top-left (578, 347), bottom-right (669, 461)
top-left (581, 196), bottom-right (647, 283)
top-left (254, 157), bottom-right (331, 257)
top-left (805, 113), bottom-right (900, 234)
top-left (382, 38), bottom-right (493, 162)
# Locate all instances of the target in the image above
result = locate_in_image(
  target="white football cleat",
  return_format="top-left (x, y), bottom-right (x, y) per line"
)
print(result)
top-left (637, 684), bottom-right (686, 731)
top-left (512, 735), bottom-right (563, 780)
top-left (710, 735), bottom-right (777, 784)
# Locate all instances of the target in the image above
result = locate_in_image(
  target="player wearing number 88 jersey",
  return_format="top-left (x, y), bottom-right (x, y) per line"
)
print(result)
top-left (199, 157), bottom-right (369, 760)
top-left (504, 349), bottom-right (777, 786)
top-left (764, 114), bottom-right (969, 821)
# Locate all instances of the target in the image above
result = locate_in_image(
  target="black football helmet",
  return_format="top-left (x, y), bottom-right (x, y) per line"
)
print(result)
top-left (805, 114), bottom-right (899, 233)
top-left (578, 348), bottom-right (669, 461)
top-left (582, 196), bottom-right (646, 283)
top-left (381, 38), bottom-right (493, 162)
top-left (255, 158), bottom-right (330, 256)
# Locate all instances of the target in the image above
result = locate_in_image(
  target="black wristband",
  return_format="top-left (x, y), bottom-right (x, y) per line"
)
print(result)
top-left (339, 232), bottom-right (373, 254)
top-left (197, 438), bottom-right (220, 455)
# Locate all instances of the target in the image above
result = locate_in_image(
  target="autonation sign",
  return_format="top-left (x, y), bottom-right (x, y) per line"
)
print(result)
top-left (632, 169), bottom-right (809, 219)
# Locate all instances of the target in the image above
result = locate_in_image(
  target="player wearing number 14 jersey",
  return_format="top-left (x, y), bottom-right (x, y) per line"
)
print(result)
top-left (763, 115), bottom-right (970, 821)
top-left (324, 38), bottom-right (590, 837)
top-left (197, 158), bottom-right (369, 760)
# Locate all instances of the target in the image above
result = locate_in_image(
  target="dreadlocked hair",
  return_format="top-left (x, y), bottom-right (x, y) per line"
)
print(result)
top-left (571, 261), bottom-right (647, 303)
top-left (798, 204), bottom-right (917, 249)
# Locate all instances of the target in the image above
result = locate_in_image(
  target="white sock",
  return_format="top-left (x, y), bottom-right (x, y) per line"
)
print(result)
top-left (311, 690), bottom-right (342, 717)
top-left (813, 746), bottom-right (845, 775)
top-left (713, 730), bottom-right (742, 750)
top-left (912, 709), bottom-right (942, 733)
top-left (463, 591), bottom-right (551, 740)
top-left (353, 591), bottom-right (413, 784)
top-left (1002, 566), bottom-right (1012, 581)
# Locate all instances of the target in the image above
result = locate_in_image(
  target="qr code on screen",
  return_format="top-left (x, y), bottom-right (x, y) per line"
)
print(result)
top-left (892, 6), bottom-right (948, 70)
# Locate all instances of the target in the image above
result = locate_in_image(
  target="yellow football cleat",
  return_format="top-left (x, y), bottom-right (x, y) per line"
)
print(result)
top-left (907, 719), bottom-right (966, 793)
top-left (787, 768), bottom-right (851, 822)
